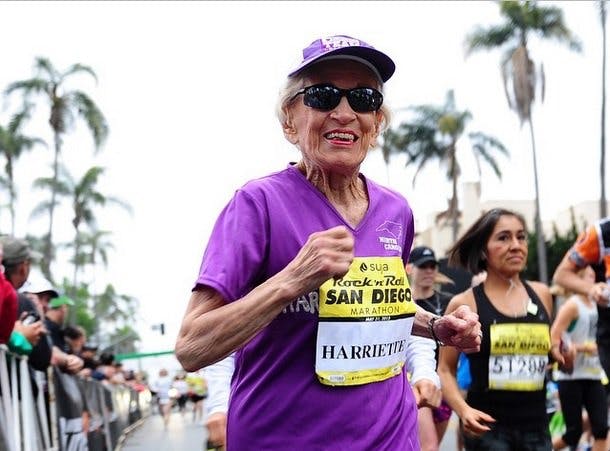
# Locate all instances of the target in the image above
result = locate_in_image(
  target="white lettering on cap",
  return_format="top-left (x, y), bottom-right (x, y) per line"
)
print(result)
top-left (321, 36), bottom-right (361, 51)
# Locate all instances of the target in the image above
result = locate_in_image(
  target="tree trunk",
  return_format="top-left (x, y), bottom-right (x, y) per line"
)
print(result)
top-left (528, 118), bottom-right (548, 284)
top-left (42, 132), bottom-right (60, 281)
top-left (451, 171), bottom-right (459, 243)
top-left (602, 0), bottom-right (607, 217)
top-left (7, 158), bottom-right (15, 235)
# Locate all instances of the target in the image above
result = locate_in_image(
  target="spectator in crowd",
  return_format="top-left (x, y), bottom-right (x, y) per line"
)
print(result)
top-left (91, 352), bottom-right (116, 381)
top-left (45, 295), bottom-right (84, 374)
top-left (79, 343), bottom-right (99, 372)
top-left (2, 237), bottom-right (46, 355)
top-left (64, 325), bottom-right (87, 354)
top-left (111, 361), bottom-right (126, 384)
top-left (0, 242), bottom-right (18, 345)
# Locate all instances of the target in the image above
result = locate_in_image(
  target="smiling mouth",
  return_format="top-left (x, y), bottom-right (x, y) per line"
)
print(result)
top-left (324, 132), bottom-right (358, 143)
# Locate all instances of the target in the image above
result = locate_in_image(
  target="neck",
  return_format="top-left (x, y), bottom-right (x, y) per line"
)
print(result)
top-left (414, 286), bottom-right (435, 300)
top-left (297, 160), bottom-right (365, 203)
top-left (485, 267), bottom-right (521, 290)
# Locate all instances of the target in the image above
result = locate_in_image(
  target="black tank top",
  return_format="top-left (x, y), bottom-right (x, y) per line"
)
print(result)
top-left (466, 281), bottom-right (550, 430)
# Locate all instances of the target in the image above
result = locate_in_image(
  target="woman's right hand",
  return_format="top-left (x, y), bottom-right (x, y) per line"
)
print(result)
top-left (460, 406), bottom-right (495, 437)
top-left (284, 226), bottom-right (354, 296)
top-left (13, 318), bottom-right (45, 346)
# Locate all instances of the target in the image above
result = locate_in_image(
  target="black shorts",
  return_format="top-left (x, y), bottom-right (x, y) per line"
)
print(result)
top-left (190, 393), bottom-right (206, 402)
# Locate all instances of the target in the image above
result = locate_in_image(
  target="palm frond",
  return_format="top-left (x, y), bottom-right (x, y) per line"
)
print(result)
top-left (33, 57), bottom-right (59, 82)
top-left (465, 24), bottom-right (516, 56)
top-left (4, 78), bottom-right (49, 97)
top-left (29, 201), bottom-right (53, 221)
top-left (69, 92), bottom-right (108, 149)
top-left (531, 5), bottom-right (582, 51)
top-left (61, 64), bottom-right (98, 84)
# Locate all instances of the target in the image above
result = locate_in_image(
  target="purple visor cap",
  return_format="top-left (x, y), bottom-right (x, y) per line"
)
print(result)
top-left (288, 35), bottom-right (396, 83)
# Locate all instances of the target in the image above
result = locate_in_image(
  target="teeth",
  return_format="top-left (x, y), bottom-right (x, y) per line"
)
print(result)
top-left (325, 132), bottom-right (355, 141)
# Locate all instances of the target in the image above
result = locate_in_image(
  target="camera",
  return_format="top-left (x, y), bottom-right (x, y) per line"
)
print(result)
top-left (22, 311), bottom-right (40, 325)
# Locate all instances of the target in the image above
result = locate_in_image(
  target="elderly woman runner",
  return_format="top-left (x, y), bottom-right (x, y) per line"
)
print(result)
top-left (176, 35), bottom-right (481, 450)
top-left (438, 209), bottom-right (566, 451)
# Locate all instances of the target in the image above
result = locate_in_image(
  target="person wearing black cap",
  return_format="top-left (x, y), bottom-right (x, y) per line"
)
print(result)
top-left (176, 34), bottom-right (481, 450)
top-left (407, 245), bottom-right (454, 450)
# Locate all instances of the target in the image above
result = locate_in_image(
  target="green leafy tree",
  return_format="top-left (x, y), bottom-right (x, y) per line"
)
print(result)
top-left (4, 57), bottom-right (108, 279)
top-left (32, 165), bottom-right (131, 288)
top-left (523, 208), bottom-right (583, 282)
top-left (0, 106), bottom-right (45, 234)
top-left (62, 229), bottom-right (114, 268)
top-left (465, 0), bottom-right (581, 283)
top-left (383, 90), bottom-right (508, 241)
top-left (93, 284), bottom-right (139, 348)
top-left (59, 278), bottom-right (96, 337)
top-left (105, 325), bottom-right (140, 355)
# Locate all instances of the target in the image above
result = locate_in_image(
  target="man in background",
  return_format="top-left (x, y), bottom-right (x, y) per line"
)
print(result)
top-left (406, 246), bottom-right (453, 451)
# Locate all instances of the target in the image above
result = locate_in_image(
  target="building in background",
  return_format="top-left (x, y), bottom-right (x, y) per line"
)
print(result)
top-left (415, 181), bottom-right (610, 259)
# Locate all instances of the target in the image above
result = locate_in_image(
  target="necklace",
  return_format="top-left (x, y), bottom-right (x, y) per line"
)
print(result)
top-left (503, 276), bottom-right (528, 317)
top-left (514, 297), bottom-right (529, 317)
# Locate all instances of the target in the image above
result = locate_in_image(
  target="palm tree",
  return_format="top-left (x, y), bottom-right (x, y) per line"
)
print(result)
top-left (76, 229), bottom-right (114, 267)
top-left (4, 57), bottom-right (108, 279)
top-left (32, 165), bottom-right (130, 288)
top-left (106, 325), bottom-right (140, 355)
top-left (0, 106), bottom-right (45, 234)
top-left (59, 230), bottom-right (115, 282)
top-left (600, 0), bottom-right (607, 218)
top-left (465, 0), bottom-right (581, 283)
top-left (94, 284), bottom-right (139, 348)
top-left (383, 90), bottom-right (509, 241)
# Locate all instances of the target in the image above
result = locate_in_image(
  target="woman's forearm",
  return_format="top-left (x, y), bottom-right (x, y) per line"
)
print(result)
top-left (176, 272), bottom-right (297, 371)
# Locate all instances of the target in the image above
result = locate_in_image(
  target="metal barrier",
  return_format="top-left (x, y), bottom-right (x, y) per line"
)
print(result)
top-left (0, 345), bottom-right (151, 451)
top-left (0, 345), bottom-right (52, 451)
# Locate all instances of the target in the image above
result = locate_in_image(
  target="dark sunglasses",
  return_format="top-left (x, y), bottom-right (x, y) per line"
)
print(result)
top-left (417, 262), bottom-right (437, 270)
top-left (292, 84), bottom-right (383, 113)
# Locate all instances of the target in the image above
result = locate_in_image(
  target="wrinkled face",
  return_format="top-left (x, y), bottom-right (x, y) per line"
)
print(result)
top-left (410, 261), bottom-right (438, 290)
top-left (485, 214), bottom-right (528, 276)
top-left (285, 60), bottom-right (383, 175)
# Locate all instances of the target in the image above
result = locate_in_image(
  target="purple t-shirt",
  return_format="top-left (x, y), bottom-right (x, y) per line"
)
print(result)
top-left (196, 164), bottom-right (418, 450)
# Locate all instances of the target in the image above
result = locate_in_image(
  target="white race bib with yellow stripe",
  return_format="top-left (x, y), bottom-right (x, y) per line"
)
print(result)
top-left (315, 257), bottom-right (416, 386)
top-left (488, 323), bottom-right (550, 391)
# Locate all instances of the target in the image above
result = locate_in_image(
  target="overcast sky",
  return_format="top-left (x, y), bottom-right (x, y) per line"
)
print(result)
top-left (0, 1), bottom-right (604, 370)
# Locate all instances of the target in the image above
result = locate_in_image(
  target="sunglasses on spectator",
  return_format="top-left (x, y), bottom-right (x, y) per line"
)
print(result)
top-left (416, 262), bottom-right (437, 270)
top-left (292, 84), bottom-right (383, 113)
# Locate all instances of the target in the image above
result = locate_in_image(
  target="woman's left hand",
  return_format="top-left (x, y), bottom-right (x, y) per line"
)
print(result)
top-left (435, 305), bottom-right (481, 353)
top-left (412, 379), bottom-right (441, 408)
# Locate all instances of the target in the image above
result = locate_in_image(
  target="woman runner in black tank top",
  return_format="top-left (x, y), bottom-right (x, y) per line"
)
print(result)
top-left (437, 209), bottom-right (566, 451)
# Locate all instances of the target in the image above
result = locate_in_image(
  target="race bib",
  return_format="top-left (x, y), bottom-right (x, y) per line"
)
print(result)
top-left (488, 322), bottom-right (549, 391)
top-left (577, 341), bottom-right (602, 377)
top-left (315, 257), bottom-right (416, 386)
